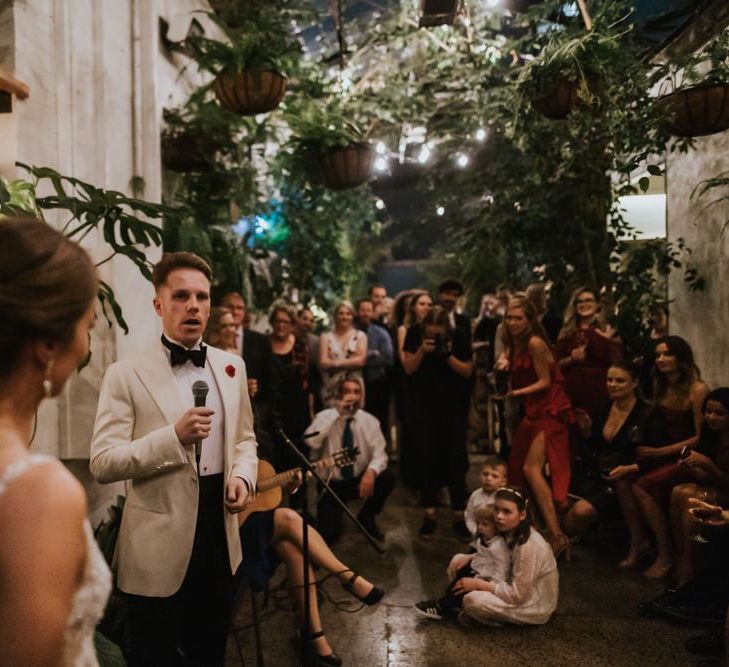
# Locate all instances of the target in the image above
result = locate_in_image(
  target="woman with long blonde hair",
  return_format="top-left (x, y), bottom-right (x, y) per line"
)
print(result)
top-left (496, 294), bottom-right (573, 558)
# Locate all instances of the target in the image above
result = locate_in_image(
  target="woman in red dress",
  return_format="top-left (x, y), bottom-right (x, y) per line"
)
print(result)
top-left (496, 294), bottom-right (572, 558)
top-left (555, 286), bottom-right (622, 419)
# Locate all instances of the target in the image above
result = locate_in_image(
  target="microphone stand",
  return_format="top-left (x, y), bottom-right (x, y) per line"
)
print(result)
top-left (276, 427), bottom-right (384, 667)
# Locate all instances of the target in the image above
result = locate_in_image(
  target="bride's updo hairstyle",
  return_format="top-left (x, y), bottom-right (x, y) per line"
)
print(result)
top-left (0, 217), bottom-right (97, 376)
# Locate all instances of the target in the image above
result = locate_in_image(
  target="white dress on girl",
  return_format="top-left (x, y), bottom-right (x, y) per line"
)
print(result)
top-left (0, 454), bottom-right (112, 666)
top-left (462, 528), bottom-right (558, 625)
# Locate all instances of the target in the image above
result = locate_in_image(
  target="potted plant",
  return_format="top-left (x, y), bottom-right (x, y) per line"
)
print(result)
top-left (515, 16), bottom-right (627, 120)
top-left (187, 10), bottom-right (299, 116)
top-left (287, 103), bottom-right (374, 190)
top-left (656, 31), bottom-right (729, 138)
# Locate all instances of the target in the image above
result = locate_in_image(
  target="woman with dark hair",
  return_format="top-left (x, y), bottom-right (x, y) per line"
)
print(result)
top-left (555, 286), bottom-right (622, 419)
top-left (459, 486), bottom-right (558, 626)
top-left (670, 387), bottom-right (729, 587)
top-left (497, 294), bottom-right (572, 558)
top-left (565, 360), bottom-right (654, 566)
top-left (0, 218), bottom-right (110, 665)
top-left (268, 302), bottom-right (312, 472)
top-left (402, 305), bottom-right (473, 539)
top-left (632, 335), bottom-right (709, 579)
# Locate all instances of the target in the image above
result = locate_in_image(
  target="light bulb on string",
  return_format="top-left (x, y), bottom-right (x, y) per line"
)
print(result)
top-left (375, 198), bottom-right (386, 210)
top-left (376, 142), bottom-right (387, 155)
top-left (374, 157), bottom-right (388, 172)
top-left (436, 205), bottom-right (445, 216)
top-left (456, 154), bottom-right (470, 168)
top-left (475, 128), bottom-right (487, 142)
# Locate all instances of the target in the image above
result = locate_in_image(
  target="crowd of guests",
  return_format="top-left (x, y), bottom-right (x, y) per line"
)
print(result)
top-left (2, 213), bottom-right (728, 665)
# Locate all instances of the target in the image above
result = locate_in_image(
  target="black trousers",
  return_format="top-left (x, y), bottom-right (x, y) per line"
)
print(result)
top-left (316, 469), bottom-right (396, 543)
top-left (126, 474), bottom-right (234, 667)
top-left (365, 376), bottom-right (391, 441)
top-left (439, 565), bottom-right (478, 614)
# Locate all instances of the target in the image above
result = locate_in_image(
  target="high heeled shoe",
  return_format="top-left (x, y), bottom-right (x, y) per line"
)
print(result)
top-left (297, 629), bottom-right (342, 667)
top-left (548, 533), bottom-right (572, 562)
top-left (341, 570), bottom-right (385, 605)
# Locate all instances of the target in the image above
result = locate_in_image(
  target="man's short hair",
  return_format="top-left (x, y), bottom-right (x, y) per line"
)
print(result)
top-left (369, 283), bottom-right (386, 295)
top-left (356, 297), bottom-right (374, 310)
top-left (438, 278), bottom-right (464, 295)
top-left (152, 252), bottom-right (212, 289)
top-left (337, 374), bottom-right (364, 397)
top-left (482, 455), bottom-right (508, 473)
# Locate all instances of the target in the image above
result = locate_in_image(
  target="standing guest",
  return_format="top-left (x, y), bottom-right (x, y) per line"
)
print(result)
top-left (369, 283), bottom-right (389, 324)
top-left (402, 306), bottom-right (473, 540)
top-left (563, 360), bottom-right (654, 565)
top-left (555, 286), bottom-right (622, 420)
top-left (90, 253), bottom-right (258, 666)
top-left (297, 305), bottom-right (323, 413)
top-left (464, 456), bottom-right (508, 535)
top-left (497, 294), bottom-right (572, 559)
top-left (221, 291), bottom-right (272, 415)
top-left (319, 301), bottom-right (367, 408)
top-left (268, 302), bottom-right (311, 472)
top-left (632, 335), bottom-right (709, 579)
top-left (473, 293), bottom-right (501, 371)
top-left (204, 307), bottom-right (239, 354)
top-left (437, 278), bottom-right (472, 344)
top-left (0, 218), bottom-right (111, 666)
top-left (525, 283), bottom-right (562, 344)
top-left (307, 376), bottom-right (395, 543)
top-left (357, 297), bottom-right (394, 439)
top-left (459, 487), bottom-right (559, 627)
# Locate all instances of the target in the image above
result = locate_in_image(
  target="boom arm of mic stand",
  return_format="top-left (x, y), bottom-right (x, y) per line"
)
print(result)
top-left (277, 426), bottom-right (385, 555)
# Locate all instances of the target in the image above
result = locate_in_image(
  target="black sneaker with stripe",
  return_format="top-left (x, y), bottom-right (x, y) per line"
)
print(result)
top-left (414, 600), bottom-right (444, 620)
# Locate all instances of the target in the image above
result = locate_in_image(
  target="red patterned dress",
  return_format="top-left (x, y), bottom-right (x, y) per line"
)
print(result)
top-left (508, 347), bottom-right (573, 503)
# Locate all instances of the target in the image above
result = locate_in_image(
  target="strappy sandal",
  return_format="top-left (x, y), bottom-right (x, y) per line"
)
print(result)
top-left (340, 570), bottom-right (385, 606)
top-left (308, 630), bottom-right (342, 667)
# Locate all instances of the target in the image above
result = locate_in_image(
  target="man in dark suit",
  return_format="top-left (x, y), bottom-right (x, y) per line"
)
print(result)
top-left (221, 292), bottom-right (273, 425)
top-left (438, 278), bottom-right (472, 345)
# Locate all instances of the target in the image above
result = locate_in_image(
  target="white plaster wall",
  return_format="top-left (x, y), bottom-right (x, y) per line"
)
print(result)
top-left (1, 1), bottom-right (211, 517)
top-left (666, 130), bottom-right (729, 388)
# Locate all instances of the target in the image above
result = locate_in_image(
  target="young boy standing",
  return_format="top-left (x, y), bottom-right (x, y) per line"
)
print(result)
top-left (464, 456), bottom-right (508, 535)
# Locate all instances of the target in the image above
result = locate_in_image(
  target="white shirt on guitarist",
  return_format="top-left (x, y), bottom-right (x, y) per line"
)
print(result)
top-left (305, 408), bottom-right (388, 481)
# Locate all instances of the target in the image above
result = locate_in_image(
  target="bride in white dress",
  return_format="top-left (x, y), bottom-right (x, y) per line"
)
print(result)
top-left (0, 218), bottom-right (111, 666)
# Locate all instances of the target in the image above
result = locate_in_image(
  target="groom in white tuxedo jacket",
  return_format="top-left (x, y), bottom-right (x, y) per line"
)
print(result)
top-left (90, 252), bottom-right (258, 666)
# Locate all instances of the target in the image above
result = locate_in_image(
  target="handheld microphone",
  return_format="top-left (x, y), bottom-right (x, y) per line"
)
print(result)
top-left (191, 380), bottom-right (209, 464)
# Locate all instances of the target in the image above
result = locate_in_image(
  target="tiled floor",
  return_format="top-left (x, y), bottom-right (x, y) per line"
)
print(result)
top-left (228, 457), bottom-right (701, 666)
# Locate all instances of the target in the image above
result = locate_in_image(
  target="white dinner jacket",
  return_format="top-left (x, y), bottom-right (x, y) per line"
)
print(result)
top-left (89, 341), bottom-right (258, 597)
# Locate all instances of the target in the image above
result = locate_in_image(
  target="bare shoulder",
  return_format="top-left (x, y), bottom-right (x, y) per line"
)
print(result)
top-left (690, 381), bottom-right (710, 403)
top-left (527, 336), bottom-right (550, 354)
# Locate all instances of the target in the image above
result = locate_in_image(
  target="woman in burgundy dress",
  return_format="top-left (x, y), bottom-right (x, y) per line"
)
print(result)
top-left (496, 294), bottom-right (572, 558)
top-left (555, 286), bottom-right (622, 419)
top-left (632, 336), bottom-right (709, 579)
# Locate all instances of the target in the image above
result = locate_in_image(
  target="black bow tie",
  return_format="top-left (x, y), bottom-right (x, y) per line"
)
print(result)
top-left (161, 335), bottom-right (207, 368)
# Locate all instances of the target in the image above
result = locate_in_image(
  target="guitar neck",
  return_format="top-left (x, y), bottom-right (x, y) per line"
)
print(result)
top-left (257, 456), bottom-right (338, 493)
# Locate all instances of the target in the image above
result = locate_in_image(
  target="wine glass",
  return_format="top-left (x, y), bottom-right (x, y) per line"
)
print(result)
top-left (689, 488), bottom-right (718, 544)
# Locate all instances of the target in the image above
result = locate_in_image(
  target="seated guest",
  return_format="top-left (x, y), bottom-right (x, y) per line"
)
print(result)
top-left (319, 302), bottom-right (367, 408)
top-left (239, 453), bottom-right (384, 667)
top-left (204, 307), bottom-right (239, 354)
top-left (671, 387), bottom-right (729, 587)
top-left (0, 218), bottom-right (110, 666)
top-left (415, 505), bottom-right (510, 620)
top-left (459, 487), bottom-right (559, 627)
top-left (356, 297), bottom-right (394, 439)
top-left (464, 456), bottom-right (508, 535)
top-left (306, 376), bottom-right (395, 543)
top-left (563, 360), bottom-right (655, 566)
top-left (632, 336), bottom-right (709, 579)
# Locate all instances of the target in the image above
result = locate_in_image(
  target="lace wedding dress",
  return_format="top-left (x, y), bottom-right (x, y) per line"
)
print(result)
top-left (0, 454), bottom-right (112, 666)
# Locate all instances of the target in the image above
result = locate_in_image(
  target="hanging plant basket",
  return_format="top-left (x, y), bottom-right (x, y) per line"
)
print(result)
top-left (531, 77), bottom-right (580, 120)
top-left (161, 133), bottom-right (219, 172)
top-left (419, 0), bottom-right (461, 27)
top-left (213, 69), bottom-right (287, 116)
top-left (322, 143), bottom-right (374, 190)
top-left (657, 83), bottom-right (729, 138)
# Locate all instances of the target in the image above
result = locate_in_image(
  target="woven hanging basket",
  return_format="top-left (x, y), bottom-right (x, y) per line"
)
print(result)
top-left (322, 143), bottom-right (374, 190)
top-left (531, 77), bottom-right (580, 120)
top-left (657, 84), bottom-right (729, 138)
top-left (214, 70), bottom-right (287, 116)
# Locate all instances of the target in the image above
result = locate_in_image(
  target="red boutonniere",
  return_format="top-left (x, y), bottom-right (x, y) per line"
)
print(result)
top-left (225, 364), bottom-right (236, 378)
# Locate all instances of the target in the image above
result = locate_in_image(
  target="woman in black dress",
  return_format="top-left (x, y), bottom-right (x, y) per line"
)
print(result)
top-left (402, 306), bottom-right (473, 539)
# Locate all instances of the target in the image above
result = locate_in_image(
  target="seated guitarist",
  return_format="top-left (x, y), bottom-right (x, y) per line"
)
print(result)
top-left (238, 444), bottom-right (385, 666)
top-left (306, 375), bottom-right (396, 543)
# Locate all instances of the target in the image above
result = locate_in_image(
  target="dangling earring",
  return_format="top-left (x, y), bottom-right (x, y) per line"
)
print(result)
top-left (42, 360), bottom-right (54, 398)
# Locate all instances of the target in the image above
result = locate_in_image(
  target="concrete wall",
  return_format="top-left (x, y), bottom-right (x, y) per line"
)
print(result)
top-left (666, 130), bottom-right (729, 388)
top-left (1, 0), bottom-right (213, 522)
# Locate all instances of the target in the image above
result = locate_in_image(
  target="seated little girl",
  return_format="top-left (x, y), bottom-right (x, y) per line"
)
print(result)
top-left (414, 505), bottom-right (510, 620)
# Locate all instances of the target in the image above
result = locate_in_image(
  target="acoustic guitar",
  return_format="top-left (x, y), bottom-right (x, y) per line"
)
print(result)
top-left (237, 447), bottom-right (359, 526)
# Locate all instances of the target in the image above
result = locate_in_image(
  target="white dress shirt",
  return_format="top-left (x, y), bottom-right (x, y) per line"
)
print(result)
top-left (305, 407), bottom-right (388, 481)
top-left (164, 334), bottom-right (225, 476)
top-left (471, 534), bottom-right (510, 584)
top-left (234, 326), bottom-right (243, 354)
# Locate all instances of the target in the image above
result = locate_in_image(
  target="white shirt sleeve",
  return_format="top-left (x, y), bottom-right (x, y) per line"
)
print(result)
top-left (493, 534), bottom-right (547, 606)
top-left (305, 409), bottom-right (339, 453)
top-left (464, 490), bottom-right (479, 535)
top-left (362, 413), bottom-right (388, 476)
